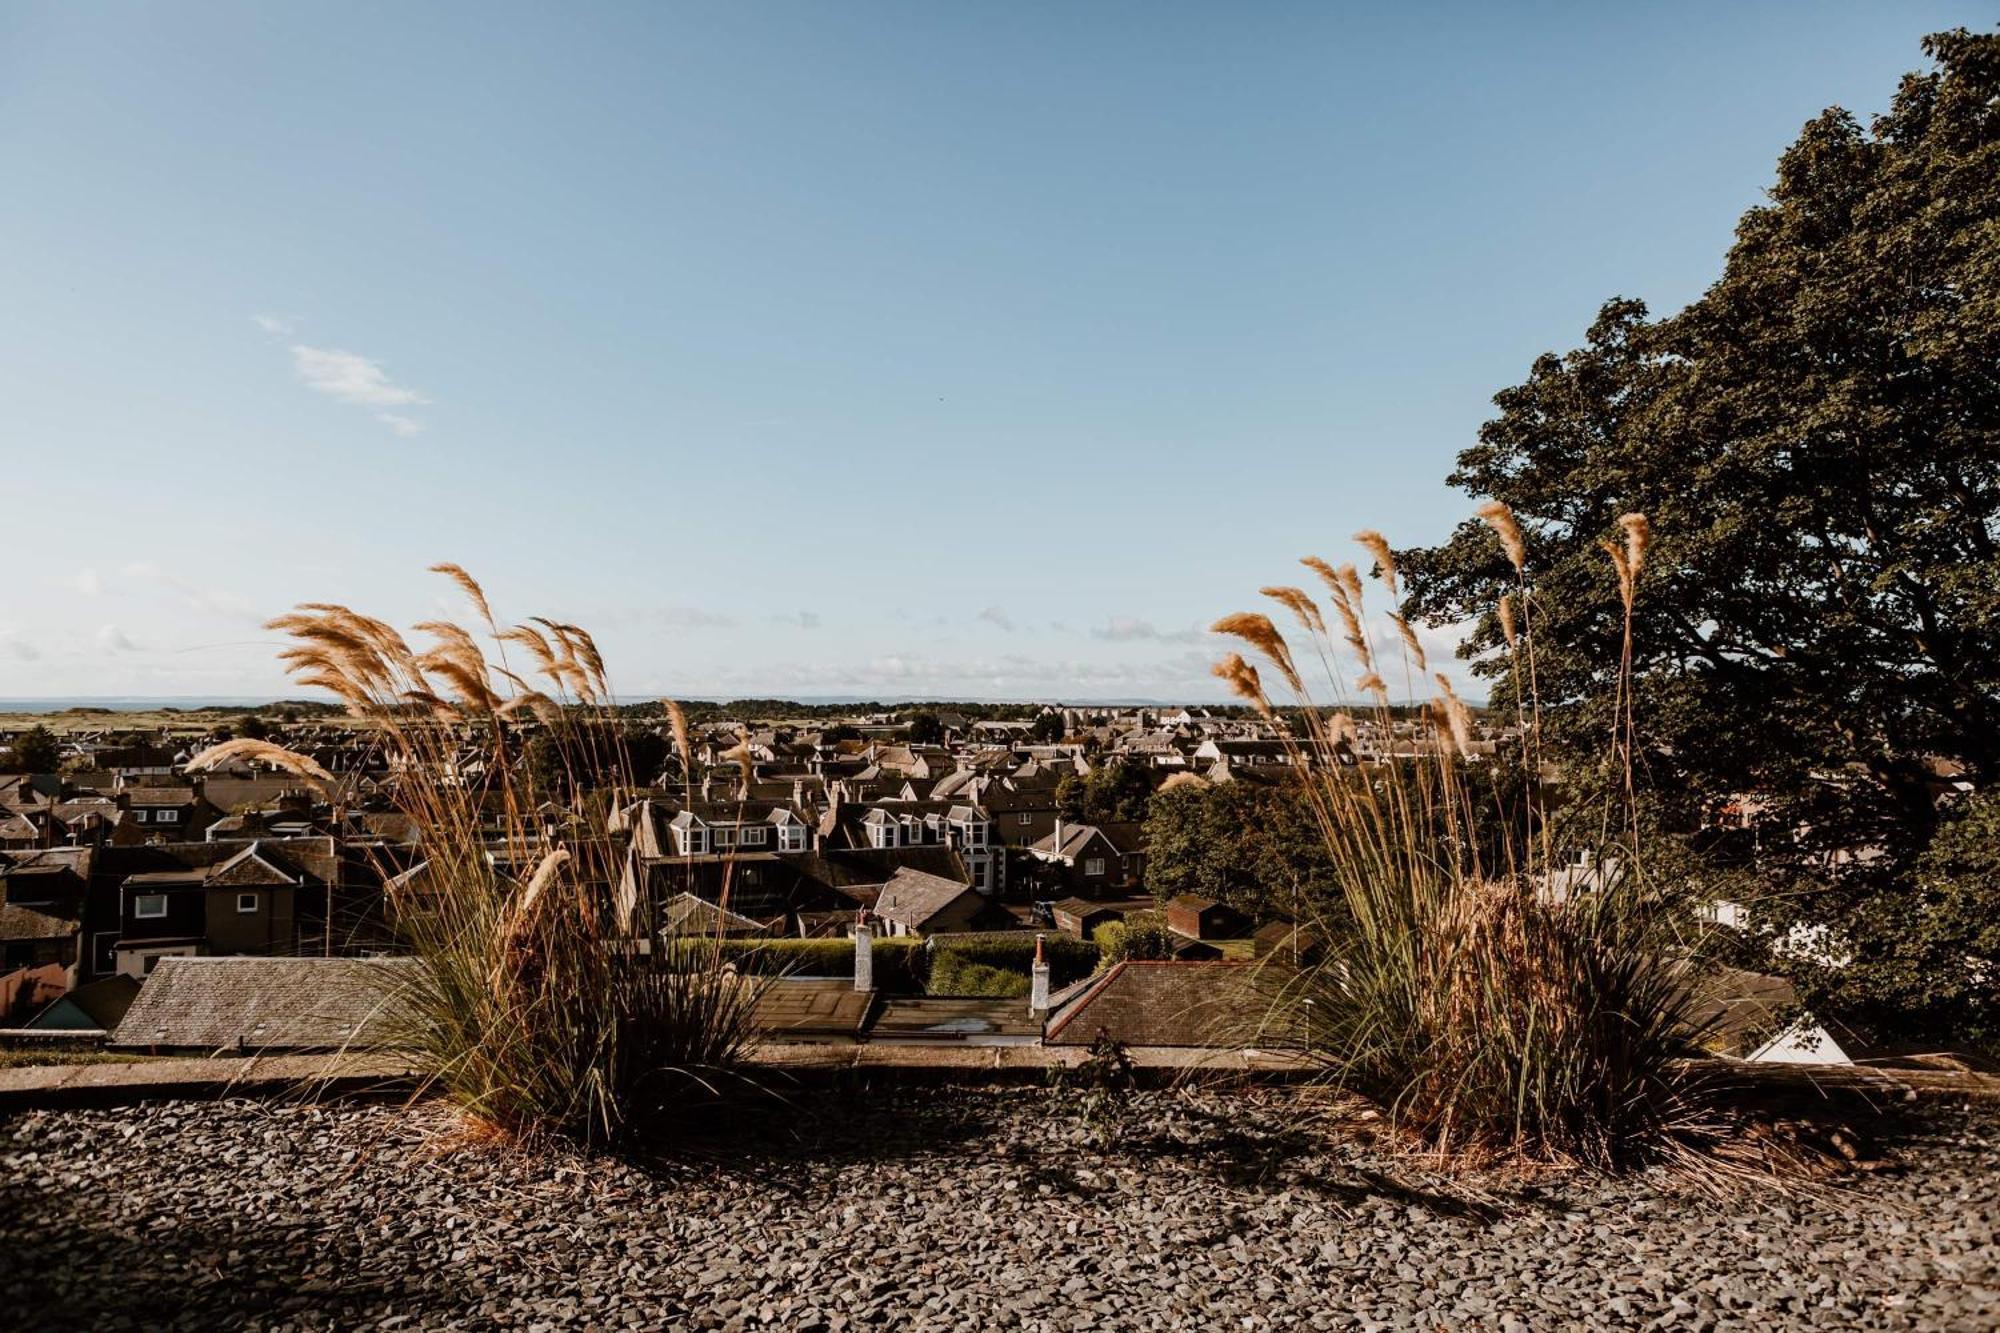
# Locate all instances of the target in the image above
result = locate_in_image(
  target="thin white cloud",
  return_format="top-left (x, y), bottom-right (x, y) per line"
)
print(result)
top-left (118, 563), bottom-right (261, 625)
top-left (772, 611), bottom-right (822, 630)
top-left (252, 314), bottom-right (296, 336)
top-left (68, 569), bottom-right (104, 596)
top-left (688, 649), bottom-right (1224, 700)
top-left (291, 345), bottom-right (428, 409)
top-left (97, 624), bottom-right (142, 653)
top-left (976, 605), bottom-right (1015, 632)
top-left (1091, 616), bottom-right (1203, 645)
top-left (0, 626), bottom-right (39, 661)
top-left (268, 338), bottom-right (431, 437)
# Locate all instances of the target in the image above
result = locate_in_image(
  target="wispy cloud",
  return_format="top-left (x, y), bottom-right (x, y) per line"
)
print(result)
top-left (773, 611), bottom-right (822, 630)
top-left (689, 649), bottom-right (1222, 699)
top-left (118, 563), bottom-right (262, 625)
top-left (1091, 616), bottom-right (1203, 645)
top-left (259, 319), bottom-right (431, 437)
top-left (96, 624), bottom-right (142, 653)
top-left (0, 626), bottom-right (39, 661)
top-left (976, 605), bottom-right (1015, 632)
top-left (291, 345), bottom-right (428, 409)
top-left (68, 569), bottom-right (104, 596)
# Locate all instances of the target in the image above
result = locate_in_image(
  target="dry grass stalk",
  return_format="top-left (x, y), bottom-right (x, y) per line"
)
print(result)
top-left (1389, 613), bottom-right (1427, 672)
top-left (1353, 529), bottom-right (1399, 598)
top-left (1259, 586), bottom-right (1326, 636)
top-left (185, 738), bottom-right (335, 784)
top-left (1477, 501), bottom-right (1527, 572)
top-left (429, 563), bottom-right (497, 632)
top-left (1212, 652), bottom-right (1271, 715)
top-left (1433, 673), bottom-right (1475, 758)
top-left (1211, 612), bottom-right (1305, 696)
top-left (1497, 593), bottom-right (1518, 649)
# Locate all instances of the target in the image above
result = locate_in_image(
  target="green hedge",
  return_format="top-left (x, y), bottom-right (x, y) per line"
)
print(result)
top-left (929, 959), bottom-right (1031, 999)
top-left (668, 937), bottom-right (927, 992)
top-left (925, 932), bottom-right (1098, 996)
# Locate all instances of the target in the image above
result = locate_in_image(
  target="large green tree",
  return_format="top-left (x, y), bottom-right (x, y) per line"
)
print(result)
top-left (1144, 779), bottom-right (1336, 923)
top-left (1, 725), bottom-right (61, 774)
top-left (1056, 757), bottom-right (1155, 824)
top-left (1400, 30), bottom-right (2000, 1048)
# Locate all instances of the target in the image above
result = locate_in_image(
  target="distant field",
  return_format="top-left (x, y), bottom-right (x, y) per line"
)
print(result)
top-left (0, 707), bottom-right (354, 737)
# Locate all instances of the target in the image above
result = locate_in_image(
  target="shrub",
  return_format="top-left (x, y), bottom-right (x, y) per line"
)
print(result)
top-left (1092, 919), bottom-right (1174, 967)
top-left (197, 569), bottom-right (765, 1149)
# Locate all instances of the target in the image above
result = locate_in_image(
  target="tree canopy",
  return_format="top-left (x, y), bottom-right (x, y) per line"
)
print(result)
top-left (1399, 29), bottom-right (2000, 1049)
top-left (1, 725), bottom-right (61, 775)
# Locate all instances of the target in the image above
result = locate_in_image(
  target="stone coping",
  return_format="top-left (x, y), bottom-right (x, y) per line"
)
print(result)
top-left (4, 1045), bottom-right (1995, 1111)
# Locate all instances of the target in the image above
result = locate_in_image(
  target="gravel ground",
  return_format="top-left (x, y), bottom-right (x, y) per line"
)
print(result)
top-left (2, 1085), bottom-right (1994, 1331)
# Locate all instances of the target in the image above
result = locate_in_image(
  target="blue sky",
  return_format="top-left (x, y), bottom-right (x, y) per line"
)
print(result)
top-left (0, 3), bottom-right (1984, 702)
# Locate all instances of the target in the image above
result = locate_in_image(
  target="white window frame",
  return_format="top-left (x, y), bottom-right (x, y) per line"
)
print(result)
top-left (738, 825), bottom-right (767, 847)
top-left (779, 826), bottom-right (806, 852)
top-left (1084, 857), bottom-right (1106, 877)
top-left (714, 826), bottom-right (737, 849)
top-left (236, 892), bottom-right (260, 914)
top-left (155, 809), bottom-right (180, 824)
top-left (134, 894), bottom-right (168, 919)
top-left (133, 809), bottom-right (149, 823)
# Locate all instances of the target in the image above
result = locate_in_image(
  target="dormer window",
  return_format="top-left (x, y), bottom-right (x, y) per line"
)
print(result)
top-left (738, 825), bottom-right (767, 847)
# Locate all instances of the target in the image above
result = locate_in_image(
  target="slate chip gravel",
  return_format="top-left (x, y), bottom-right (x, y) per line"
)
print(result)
top-left (1, 1087), bottom-right (1994, 1331)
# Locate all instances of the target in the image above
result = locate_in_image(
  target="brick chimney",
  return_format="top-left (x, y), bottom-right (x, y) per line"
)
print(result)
top-left (1029, 933), bottom-right (1050, 1015)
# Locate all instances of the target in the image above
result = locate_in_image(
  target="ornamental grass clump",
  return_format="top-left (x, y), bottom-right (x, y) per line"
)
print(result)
top-left (189, 566), bottom-right (761, 1148)
top-left (1219, 511), bottom-right (1719, 1170)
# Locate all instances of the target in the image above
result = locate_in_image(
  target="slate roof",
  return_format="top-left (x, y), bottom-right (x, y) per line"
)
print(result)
top-left (1044, 961), bottom-right (1274, 1048)
top-left (872, 868), bottom-right (979, 930)
top-left (0, 901), bottom-right (78, 941)
top-left (110, 956), bottom-right (417, 1051)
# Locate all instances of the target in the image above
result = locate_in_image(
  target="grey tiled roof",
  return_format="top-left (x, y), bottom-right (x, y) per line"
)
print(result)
top-left (110, 956), bottom-right (417, 1052)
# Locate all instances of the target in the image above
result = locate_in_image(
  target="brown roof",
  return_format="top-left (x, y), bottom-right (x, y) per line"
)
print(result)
top-left (750, 979), bottom-right (874, 1043)
top-left (869, 996), bottom-right (1041, 1041)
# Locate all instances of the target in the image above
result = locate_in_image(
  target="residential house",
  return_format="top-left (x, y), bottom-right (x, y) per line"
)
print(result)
top-left (1026, 820), bottom-right (1146, 899)
top-left (870, 867), bottom-right (993, 937)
